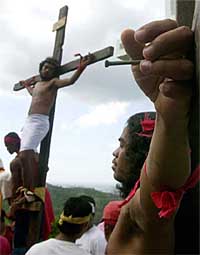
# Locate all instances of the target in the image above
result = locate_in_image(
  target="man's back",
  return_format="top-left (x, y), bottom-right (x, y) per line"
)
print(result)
top-left (26, 238), bottom-right (91, 255)
top-left (76, 225), bottom-right (107, 255)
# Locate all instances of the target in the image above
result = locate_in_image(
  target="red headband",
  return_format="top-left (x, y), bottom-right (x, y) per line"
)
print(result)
top-left (136, 113), bottom-right (155, 138)
top-left (4, 137), bottom-right (20, 144)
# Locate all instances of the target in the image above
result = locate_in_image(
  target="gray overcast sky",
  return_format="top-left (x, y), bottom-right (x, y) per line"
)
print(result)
top-left (0, 0), bottom-right (168, 187)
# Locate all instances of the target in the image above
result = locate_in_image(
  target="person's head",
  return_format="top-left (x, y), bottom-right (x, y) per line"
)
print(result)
top-left (102, 200), bottom-right (121, 241)
top-left (57, 196), bottom-right (94, 240)
top-left (39, 57), bottom-right (59, 81)
top-left (112, 112), bottom-right (156, 198)
top-left (79, 195), bottom-right (96, 228)
top-left (4, 132), bottom-right (21, 154)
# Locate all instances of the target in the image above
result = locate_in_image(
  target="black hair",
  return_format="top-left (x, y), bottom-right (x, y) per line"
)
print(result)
top-left (39, 57), bottom-right (60, 79)
top-left (79, 195), bottom-right (96, 207)
top-left (116, 112), bottom-right (156, 198)
top-left (57, 196), bottom-right (92, 236)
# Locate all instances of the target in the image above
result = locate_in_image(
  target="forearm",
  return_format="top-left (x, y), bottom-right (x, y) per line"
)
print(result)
top-left (68, 66), bottom-right (85, 84)
top-left (24, 84), bottom-right (33, 95)
top-left (55, 66), bottom-right (85, 88)
top-left (146, 112), bottom-right (190, 189)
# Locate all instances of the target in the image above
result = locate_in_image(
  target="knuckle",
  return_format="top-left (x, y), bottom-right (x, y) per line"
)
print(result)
top-left (166, 19), bottom-right (178, 28)
top-left (179, 26), bottom-right (193, 39)
top-left (180, 60), bottom-right (194, 79)
top-left (185, 61), bottom-right (194, 78)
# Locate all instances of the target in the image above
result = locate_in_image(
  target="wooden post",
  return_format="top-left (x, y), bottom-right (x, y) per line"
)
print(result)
top-left (191, 5), bottom-right (200, 253)
top-left (191, 0), bottom-right (200, 171)
top-left (38, 6), bottom-right (68, 186)
top-left (176, 0), bottom-right (195, 27)
top-left (30, 6), bottom-right (68, 245)
top-left (175, 1), bottom-right (199, 253)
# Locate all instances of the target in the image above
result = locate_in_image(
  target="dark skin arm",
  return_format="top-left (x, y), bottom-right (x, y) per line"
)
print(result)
top-left (10, 158), bottom-right (23, 196)
top-left (121, 19), bottom-right (193, 221)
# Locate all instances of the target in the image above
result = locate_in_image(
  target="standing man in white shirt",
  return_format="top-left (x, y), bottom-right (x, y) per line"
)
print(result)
top-left (76, 195), bottom-right (107, 255)
top-left (0, 158), bottom-right (12, 211)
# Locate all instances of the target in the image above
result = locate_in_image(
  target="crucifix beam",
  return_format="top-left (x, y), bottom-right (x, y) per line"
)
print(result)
top-left (13, 47), bottom-right (114, 91)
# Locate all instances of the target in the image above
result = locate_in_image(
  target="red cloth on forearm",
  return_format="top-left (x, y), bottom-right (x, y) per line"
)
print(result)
top-left (151, 164), bottom-right (200, 218)
top-left (119, 163), bottom-right (200, 219)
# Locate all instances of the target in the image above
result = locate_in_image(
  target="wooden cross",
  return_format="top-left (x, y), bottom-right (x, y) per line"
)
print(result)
top-left (13, 5), bottom-right (113, 245)
top-left (14, 6), bottom-right (114, 186)
top-left (38, 5), bottom-right (68, 187)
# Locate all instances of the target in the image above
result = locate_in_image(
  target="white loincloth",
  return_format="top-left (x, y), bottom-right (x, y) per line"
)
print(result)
top-left (20, 114), bottom-right (49, 152)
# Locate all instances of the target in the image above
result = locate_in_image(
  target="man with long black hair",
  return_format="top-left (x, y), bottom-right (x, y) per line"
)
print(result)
top-left (106, 19), bottom-right (199, 254)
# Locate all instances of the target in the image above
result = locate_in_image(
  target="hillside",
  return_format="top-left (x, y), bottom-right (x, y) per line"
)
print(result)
top-left (47, 183), bottom-right (121, 224)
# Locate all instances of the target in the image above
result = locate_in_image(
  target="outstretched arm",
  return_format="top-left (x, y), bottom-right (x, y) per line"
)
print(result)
top-left (23, 81), bottom-right (34, 96)
top-left (54, 54), bottom-right (92, 89)
top-left (121, 19), bottom-right (194, 218)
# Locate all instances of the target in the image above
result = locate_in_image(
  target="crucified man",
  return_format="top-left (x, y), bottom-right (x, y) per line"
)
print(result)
top-left (18, 55), bottom-right (92, 201)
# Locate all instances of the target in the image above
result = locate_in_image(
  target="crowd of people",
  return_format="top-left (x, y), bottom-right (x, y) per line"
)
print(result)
top-left (0, 17), bottom-right (199, 255)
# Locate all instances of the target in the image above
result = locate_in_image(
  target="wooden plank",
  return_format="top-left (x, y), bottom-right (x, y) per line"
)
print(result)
top-left (176, 0), bottom-right (195, 27)
top-left (59, 46), bottom-right (114, 74)
top-left (176, 0), bottom-right (199, 168)
top-left (52, 16), bottom-right (67, 32)
top-left (190, 0), bottom-right (200, 169)
top-left (13, 46), bottom-right (114, 91)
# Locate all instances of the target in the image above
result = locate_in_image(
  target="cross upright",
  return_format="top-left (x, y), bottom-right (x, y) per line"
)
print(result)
top-left (38, 6), bottom-right (68, 186)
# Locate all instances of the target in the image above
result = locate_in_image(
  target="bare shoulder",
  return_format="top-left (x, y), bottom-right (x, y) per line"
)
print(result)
top-left (35, 79), bottom-right (58, 88)
top-left (10, 157), bottom-right (22, 169)
top-left (51, 77), bottom-right (59, 83)
top-left (106, 198), bottom-right (142, 254)
top-left (50, 77), bottom-right (59, 85)
top-left (110, 198), bottom-right (140, 241)
top-left (45, 77), bottom-right (60, 89)
top-left (107, 191), bottom-right (174, 254)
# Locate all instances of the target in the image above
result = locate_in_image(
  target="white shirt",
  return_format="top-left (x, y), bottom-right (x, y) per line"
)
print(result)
top-left (0, 170), bottom-right (12, 199)
top-left (76, 225), bottom-right (107, 255)
top-left (0, 158), bottom-right (4, 169)
top-left (26, 238), bottom-right (91, 255)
